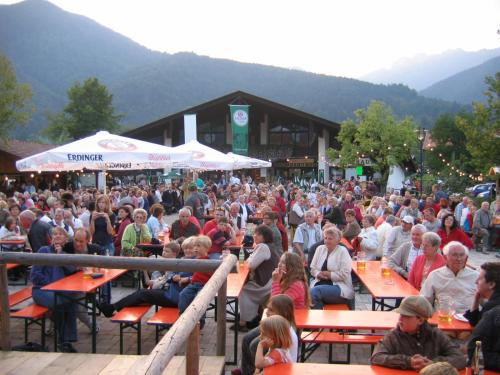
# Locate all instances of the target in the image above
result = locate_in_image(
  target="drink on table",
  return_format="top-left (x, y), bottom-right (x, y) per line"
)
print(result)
top-left (437, 295), bottom-right (455, 322)
top-left (380, 256), bottom-right (391, 276)
top-left (356, 251), bottom-right (366, 271)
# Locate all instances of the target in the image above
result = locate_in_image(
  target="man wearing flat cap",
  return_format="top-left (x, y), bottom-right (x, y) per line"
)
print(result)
top-left (371, 295), bottom-right (466, 371)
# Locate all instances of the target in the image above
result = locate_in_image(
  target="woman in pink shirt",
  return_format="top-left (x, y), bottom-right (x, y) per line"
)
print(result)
top-left (408, 232), bottom-right (446, 290)
top-left (271, 252), bottom-right (310, 309)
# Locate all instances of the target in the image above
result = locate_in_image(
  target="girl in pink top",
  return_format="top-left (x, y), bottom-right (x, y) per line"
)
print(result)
top-left (271, 252), bottom-right (310, 309)
top-left (408, 232), bottom-right (446, 290)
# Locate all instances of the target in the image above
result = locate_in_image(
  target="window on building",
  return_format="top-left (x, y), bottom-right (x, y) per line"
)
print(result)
top-left (269, 123), bottom-right (309, 147)
top-left (198, 121), bottom-right (226, 146)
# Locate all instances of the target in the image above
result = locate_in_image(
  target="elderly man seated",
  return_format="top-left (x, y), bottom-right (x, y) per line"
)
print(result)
top-left (371, 295), bottom-right (466, 371)
top-left (388, 224), bottom-right (426, 279)
top-left (169, 208), bottom-right (200, 244)
top-left (420, 241), bottom-right (479, 315)
top-left (292, 209), bottom-right (323, 261)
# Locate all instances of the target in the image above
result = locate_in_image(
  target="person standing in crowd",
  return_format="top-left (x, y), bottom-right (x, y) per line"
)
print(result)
top-left (90, 195), bottom-right (116, 255)
top-left (474, 201), bottom-right (492, 253)
top-left (185, 184), bottom-right (205, 227)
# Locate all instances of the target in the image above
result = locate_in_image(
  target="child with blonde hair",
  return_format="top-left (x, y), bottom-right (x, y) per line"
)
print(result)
top-left (254, 315), bottom-right (293, 373)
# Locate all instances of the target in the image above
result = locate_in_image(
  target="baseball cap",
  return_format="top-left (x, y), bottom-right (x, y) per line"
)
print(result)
top-left (394, 296), bottom-right (433, 319)
top-left (402, 215), bottom-right (414, 225)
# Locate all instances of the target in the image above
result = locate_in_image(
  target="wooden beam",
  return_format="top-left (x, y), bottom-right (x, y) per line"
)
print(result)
top-left (0, 252), bottom-right (221, 273)
top-left (0, 265), bottom-right (11, 350)
top-left (216, 280), bottom-right (227, 357)
top-left (185, 323), bottom-right (200, 375)
top-left (130, 255), bottom-right (237, 375)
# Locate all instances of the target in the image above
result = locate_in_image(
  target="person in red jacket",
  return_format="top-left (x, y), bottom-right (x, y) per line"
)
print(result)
top-left (437, 213), bottom-right (474, 250)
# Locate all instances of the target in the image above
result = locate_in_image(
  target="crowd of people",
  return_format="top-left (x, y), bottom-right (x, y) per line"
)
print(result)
top-left (1, 175), bottom-right (499, 373)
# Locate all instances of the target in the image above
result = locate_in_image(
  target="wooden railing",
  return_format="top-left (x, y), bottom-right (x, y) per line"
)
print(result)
top-left (0, 251), bottom-right (237, 375)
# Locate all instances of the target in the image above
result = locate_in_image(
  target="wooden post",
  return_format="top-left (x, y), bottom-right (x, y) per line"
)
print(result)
top-left (0, 265), bottom-right (11, 350)
top-left (185, 323), bottom-right (200, 375)
top-left (216, 280), bottom-right (227, 357)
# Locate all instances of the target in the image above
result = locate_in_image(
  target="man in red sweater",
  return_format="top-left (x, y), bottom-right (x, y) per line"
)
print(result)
top-left (202, 207), bottom-right (226, 235)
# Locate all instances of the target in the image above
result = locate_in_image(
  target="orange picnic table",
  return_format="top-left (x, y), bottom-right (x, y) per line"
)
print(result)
top-left (294, 309), bottom-right (472, 333)
top-left (264, 363), bottom-right (494, 375)
top-left (352, 260), bottom-right (419, 310)
top-left (0, 239), bottom-right (27, 251)
top-left (42, 268), bottom-right (127, 353)
top-left (225, 233), bottom-right (245, 251)
top-left (6, 263), bottom-right (20, 270)
top-left (217, 262), bottom-right (249, 365)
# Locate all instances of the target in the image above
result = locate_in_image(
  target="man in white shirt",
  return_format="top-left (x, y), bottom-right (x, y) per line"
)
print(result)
top-left (377, 215), bottom-right (396, 258)
top-left (383, 215), bottom-right (413, 257)
top-left (420, 241), bottom-right (479, 314)
top-left (293, 210), bottom-right (323, 261)
top-left (389, 224), bottom-right (426, 279)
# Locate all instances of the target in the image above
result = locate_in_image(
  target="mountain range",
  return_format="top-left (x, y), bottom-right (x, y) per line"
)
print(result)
top-left (1, 0), bottom-right (489, 140)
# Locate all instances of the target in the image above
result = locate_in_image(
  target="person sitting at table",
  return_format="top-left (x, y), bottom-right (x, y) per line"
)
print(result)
top-left (384, 215), bottom-right (414, 257)
top-left (408, 232), bottom-right (446, 290)
top-left (207, 216), bottom-right (236, 259)
top-left (389, 224), bottom-right (427, 279)
top-left (309, 226), bottom-right (354, 309)
top-left (49, 208), bottom-right (74, 239)
top-left (146, 203), bottom-right (165, 239)
top-left (271, 252), bottom-right (309, 309)
top-left (342, 208), bottom-right (361, 243)
top-left (422, 208), bottom-right (441, 233)
top-left (30, 226), bottom-right (79, 353)
top-left (465, 262), bottom-right (500, 371)
top-left (121, 208), bottom-right (152, 257)
top-left (0, 216), bottom-right (25, 250)
top-left (228, 202), bottom-right (245, 232)
top-left (420, 241), bottom-right (479, 315)
top-left (19, 209), bottom-right (51, 253)
top-left (233, 224), bottom-right (280, 332)
top-left (262, 211), bottom-right (283, 257)
top-left (355, 214), bottom-right (379, 260)
top-left (202, 207), bottom-right (226, 235)
top-left (292, 209), bottom-right (322, 262)
top-left (437, 213), bottom-right (474, 251)
top-left (178, 235), bottom-right (214, 329)
top-left (99, 241), bottom-right (196, 317)
top-left (371, 295), bottom-right (466, 371)
top-left (113, 205), bottom-right (132, 256)
top-left (169, 208), bottom-right (200, 245)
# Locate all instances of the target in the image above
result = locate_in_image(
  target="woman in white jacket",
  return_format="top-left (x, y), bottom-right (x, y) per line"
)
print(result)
top-left (310, 226), bottom-right (354, 309)
top-left (358, 215), bottom-right (379, 260)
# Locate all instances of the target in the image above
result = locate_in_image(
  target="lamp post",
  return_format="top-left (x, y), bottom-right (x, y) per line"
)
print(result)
top-left (417, 127), bottom-right (426, 197)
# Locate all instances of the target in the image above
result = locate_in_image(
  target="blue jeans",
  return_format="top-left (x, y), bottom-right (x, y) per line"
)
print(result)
top-left (310, 284), bottom-right (348, 309)
top-left (32, 288), bottom-right (78, 343)
top-left (179, 282), bottom-right (205, 325)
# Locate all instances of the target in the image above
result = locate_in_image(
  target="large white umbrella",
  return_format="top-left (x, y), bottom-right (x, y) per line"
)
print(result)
top-left (170, 140), bottom-right (235, 170)
top-left (16, 131), bottom-right (191, 172)
top-left (226, 152), bottom-right (271, 169)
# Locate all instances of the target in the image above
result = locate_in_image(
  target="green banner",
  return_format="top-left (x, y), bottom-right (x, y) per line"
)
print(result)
top-left (229, 105), bottom-right (249, 156)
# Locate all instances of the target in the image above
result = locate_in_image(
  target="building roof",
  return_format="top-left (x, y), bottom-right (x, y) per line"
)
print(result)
top-left (123, 90), bottom-right (340, 137)
top-left (0, 139), bottom-right (54, 159)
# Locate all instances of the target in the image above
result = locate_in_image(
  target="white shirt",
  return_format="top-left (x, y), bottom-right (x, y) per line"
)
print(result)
top-left (293, 225), bottom-right (319, 249)
top-left (309, 244), bottom-right (354, 299)
top-left (420, 266), bottom-right (479, 314)
top-left (406, 244), bottom-right (423, 271)
top-left (383, 226), bottom-right (411, 257)
top-left (376, 222), bottom-right (392, 257)
top-left (358, 226), bottom-right (379, 257)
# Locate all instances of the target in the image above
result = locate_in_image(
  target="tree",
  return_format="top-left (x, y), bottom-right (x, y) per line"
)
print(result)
top-left (456, 72), bottom-right (500, 174)
top-left (0, 53), bottom-right (32, 141)
top-left (327, 101), bottom-right (418, 182)
top-left (44, 77), bottom-right (122, 142)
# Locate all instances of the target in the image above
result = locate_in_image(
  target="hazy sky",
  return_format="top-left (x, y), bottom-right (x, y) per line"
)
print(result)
top-left (3, 0), bottom-right (500, 77)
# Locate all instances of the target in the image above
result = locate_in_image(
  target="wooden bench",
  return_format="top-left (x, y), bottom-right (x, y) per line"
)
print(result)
top-left (300, 330), bottom-right (384, 363)
top-left (147, 307), bottom-right (180, 343)
top-left (8, 286), bottom-right (32, 309)
top-left (110, 305), bottom-right (152, 354)
top-left (10, 304), bottom-right (49, 348)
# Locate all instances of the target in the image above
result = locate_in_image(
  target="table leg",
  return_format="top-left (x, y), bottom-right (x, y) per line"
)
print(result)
top-left (372, 297), bottom-right (376, 311)
top-left (234, 298), bottom-right (238, 365)
top-left (91, 292), bottom-right (97, 353)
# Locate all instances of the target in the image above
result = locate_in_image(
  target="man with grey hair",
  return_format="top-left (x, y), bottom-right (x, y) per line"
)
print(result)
top-left (169, 207), bottom-right (200, 244)
top-left (420, 241), bottom-right (479, 313)
top-left (19, 209), bottom-right (51, 253)
top-left (473, 201), bottom-right (492, 253)
top-left (293, 209), bottom-right (323, 261)
top-left (389, 224), bottom-right (427, 279)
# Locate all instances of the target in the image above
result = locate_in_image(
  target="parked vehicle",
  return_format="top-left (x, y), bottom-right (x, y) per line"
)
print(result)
top-left (466, 183), bottom-right (495, 197)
